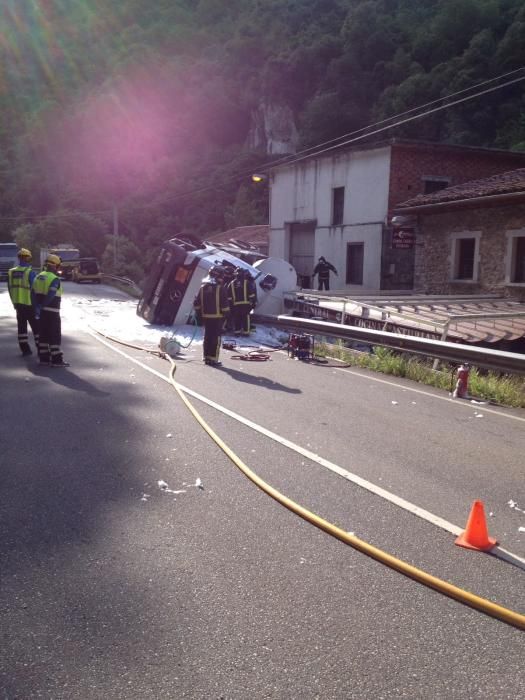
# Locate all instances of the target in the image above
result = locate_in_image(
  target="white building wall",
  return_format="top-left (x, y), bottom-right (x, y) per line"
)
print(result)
top-left (269, 146), bottom-right (392, 290)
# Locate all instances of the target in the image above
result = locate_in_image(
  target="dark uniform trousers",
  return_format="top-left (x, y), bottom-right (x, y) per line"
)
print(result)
top-left (318, 276), bottom-right (330, 291)
top-left (39, 310), bottom-right (63, 365)
top-left (15, 304), bottom-right (39, 354)
top-left (232, 304), bottom-right (252, 335)
top-left (203, 318), bottom-right (224, 362)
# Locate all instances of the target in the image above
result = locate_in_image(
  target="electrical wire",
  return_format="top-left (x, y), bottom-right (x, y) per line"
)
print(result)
top-left (1, 67), bottom-right (523, 224)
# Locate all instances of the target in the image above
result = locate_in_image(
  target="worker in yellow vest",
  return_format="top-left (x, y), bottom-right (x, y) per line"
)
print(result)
top-left (7, 248), bottom-right (39, 356)
top-left (32, 254), bottom-right (69, 367)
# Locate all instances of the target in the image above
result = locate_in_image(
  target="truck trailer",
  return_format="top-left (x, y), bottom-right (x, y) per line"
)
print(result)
top-left (0, 242), bottom-right (19, 281)
top-left (40, 245), bottom-right (80, 280)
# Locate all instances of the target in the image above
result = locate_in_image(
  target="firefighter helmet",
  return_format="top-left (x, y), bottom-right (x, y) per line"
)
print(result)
top-left (46, 254), bottom-right (61, 266)
top-left (18, 248), bottom-right (32, 260)
top-left (208, 265), bottom-right (225, 280)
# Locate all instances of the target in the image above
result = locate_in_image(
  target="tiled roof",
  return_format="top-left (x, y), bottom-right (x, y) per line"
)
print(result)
top-left (206, 225), bottom-right (269, 246)
top-left (397, 167), bottom-right (525, 209)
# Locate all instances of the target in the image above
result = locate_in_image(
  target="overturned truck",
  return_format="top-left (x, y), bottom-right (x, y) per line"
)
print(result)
top-left (137, 235), bottom-right (297, 326)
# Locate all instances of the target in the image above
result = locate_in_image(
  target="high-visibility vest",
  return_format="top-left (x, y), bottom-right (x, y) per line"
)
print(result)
top-left (194, 282), bottom-right (230, 319)
top-left (32, 270), bottom-right (62, 308)
top-left (7, 266), bottom-right (32, 306)
top-left (229, 278), bottom-right (256, 306)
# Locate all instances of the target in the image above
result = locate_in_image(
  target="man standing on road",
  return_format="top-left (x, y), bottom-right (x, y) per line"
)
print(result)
top-left (229, 268), bottom-right (257, 336)
top-left (312, 256), bottom-right (338, 291)
top-left (32, 254), bottom-right (69, 368)
top-left (193, 265), bottom-right (231, 367)
top-left (7, 248), bottom-right (39, 357)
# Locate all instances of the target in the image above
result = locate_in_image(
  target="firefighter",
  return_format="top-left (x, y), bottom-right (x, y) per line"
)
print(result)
top-left (229, 267), bottom-right (257, 336)
top-left (32, 254), bottom-right (69, 367)
top-left (7, 248), bottom-right (39, 356)
top-left (193, 265), bottom-right (231, 366)
top-left (312, 256), bottom-right (338, 291)
top-left (220, 264), bottom-right (236, 333)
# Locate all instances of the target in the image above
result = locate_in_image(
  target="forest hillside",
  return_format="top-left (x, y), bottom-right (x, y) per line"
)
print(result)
top-left (1, 0), bottom-right (524, 279)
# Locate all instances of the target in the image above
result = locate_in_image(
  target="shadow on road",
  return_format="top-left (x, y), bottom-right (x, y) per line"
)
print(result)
top-left (217, 364), bottom-right (302, 393)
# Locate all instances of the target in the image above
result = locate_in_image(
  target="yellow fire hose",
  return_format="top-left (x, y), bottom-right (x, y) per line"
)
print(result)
top-left (93, 329), bottom-right (525, 630)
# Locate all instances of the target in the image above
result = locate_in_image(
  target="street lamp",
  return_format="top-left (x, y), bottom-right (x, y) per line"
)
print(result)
top-left (251, 173), bottom-right (267, 183)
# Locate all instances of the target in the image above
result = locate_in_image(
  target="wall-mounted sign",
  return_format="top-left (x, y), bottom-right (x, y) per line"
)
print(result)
top-left (392, 227), bottom-right (415, 249)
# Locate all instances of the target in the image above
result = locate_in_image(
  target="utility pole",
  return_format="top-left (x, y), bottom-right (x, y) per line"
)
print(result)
top-left (113, 203), bottom-right (119, 270)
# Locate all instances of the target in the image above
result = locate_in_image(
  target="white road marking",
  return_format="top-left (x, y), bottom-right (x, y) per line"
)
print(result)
top-left (89, 331), bottom-right (525, 568)
top-left (335, 365), bottom-right (525, 423)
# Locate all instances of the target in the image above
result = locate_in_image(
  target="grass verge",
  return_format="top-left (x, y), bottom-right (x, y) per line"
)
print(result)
top-left (315, 341), bottom-right (525, 409)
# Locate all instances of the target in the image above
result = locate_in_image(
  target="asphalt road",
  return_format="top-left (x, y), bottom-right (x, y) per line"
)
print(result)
top-left (1, 282), bottom-right (524, 699)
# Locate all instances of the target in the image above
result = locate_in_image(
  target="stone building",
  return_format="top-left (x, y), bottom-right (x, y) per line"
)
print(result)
top-left (395, 168), bottom-right (525, 302)
top-left (268, 139), bottom-right (525, 290)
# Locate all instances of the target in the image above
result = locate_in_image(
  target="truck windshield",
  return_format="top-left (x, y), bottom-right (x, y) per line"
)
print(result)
top-left (0, 246), bottom-right (18, 257)
top-left (54, 250), bottom-right (80, 261)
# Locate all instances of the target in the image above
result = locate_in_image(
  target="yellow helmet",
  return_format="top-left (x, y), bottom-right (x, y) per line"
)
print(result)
top-left (46, 254), bottom-right (61, 266)
top-left (18, 248), bottom-right (32, 260)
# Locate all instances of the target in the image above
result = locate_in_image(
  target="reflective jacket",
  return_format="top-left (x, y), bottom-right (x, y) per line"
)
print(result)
top-left (193, 281), bottom-right (230, 319)
top-left (229, 278), bottom-right (257, 307)
top-left (7, 264), bottom-right (36, 306)
top-left (32, 270), bottom-right (62, 310)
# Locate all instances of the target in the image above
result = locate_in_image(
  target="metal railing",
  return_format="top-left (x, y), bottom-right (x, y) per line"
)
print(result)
top-left (101, 274), bottom-right (142, 294)
top-left (263, 314), bottom-right (525, 375)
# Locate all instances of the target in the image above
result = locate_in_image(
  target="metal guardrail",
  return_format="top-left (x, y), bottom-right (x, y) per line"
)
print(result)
top-left (101, 274), bottom-right (142, 294)
top-left (263, 315), bottom-right (525, 375)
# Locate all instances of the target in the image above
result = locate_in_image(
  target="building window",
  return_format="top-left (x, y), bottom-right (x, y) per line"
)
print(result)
top-left (332, 187), bottom-right (345, 225)
top-left (346, 243), bottom-right (364, 284)
top-left (422, 178), bottom-right (450, 195)
top-left (512, 236), bottom-right (525, 283)
top-left (451, 234), bottom-right (480, 281)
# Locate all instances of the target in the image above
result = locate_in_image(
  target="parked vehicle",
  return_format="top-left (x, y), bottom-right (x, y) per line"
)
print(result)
top-left (0, 242), bottom-right (19, 281)
top-left (40, 245), bottom-right (80, 280)
top-left (72, 258), bottom-right (102, 284)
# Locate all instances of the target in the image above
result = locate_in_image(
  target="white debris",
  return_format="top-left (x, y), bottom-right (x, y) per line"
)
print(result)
top-left (489, 512), bottom-right (494, 517)
top-left (470, 399), bottom-right (486, 405)
top-left (508, 500), bottom-right (525, 513)
top-left (518, 527), bottom-right (525, 533)
top-left (25, 377), bottom-right (30, 382)
top-left (474, 413), bottom-right (484, 418)
top-left (195, 478), bottom-right (204, 490)
top-left (411, 401), bottom-right (417, 405)
top-left (166, 433), bottom-right (173, 438)
top-left (141, 494), bottom-right (150, 502)
top-left (391, 401), bottom-right (398, 405)
top-left (158, 479), bottom-right (185, 495)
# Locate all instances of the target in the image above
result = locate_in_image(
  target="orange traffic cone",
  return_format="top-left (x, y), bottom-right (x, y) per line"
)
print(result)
top-left (455, 500), bottom-right (497, 551)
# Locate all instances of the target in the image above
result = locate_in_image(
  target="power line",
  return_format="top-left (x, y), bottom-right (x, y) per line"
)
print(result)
top-left (126, 69), bottom-right (525, 210)
top-left (278, 72), bottom-right (525, 168)
top-left (0, 67), bottom-right (524, 224)
top-left (261, 66), bottom-right (525, 167)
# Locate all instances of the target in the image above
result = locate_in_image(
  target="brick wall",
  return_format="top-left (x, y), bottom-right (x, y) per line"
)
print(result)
top-left (413, 202), bottom-right (525, 301)
top-left (388, 144), bottom-right (525, 212)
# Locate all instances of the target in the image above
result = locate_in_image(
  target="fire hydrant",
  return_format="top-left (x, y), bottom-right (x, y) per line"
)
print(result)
top-left (453, 363), bottom-right (470, 399)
